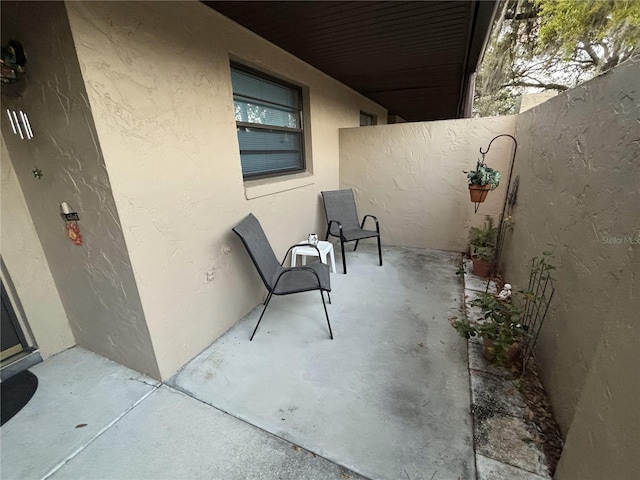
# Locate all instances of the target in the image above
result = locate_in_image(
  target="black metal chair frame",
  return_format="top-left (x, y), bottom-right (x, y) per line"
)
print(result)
top-left (321, 190), bottom-right (382, 274)
top-left (233, 214), bottom-right (333, 341)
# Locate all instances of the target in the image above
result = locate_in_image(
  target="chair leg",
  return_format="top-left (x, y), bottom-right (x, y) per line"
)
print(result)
top-left (327, 291), bottom-right (332, 304)
top-left (377, 235), bottom-right (383, 266)
top-left (353, 240), bottom-right (359, 251)
top-left (340, 238), bottom-right (347, 274)
top-left (250, 291), bottom-right (273, 341)
top-left (320, 290), bottom-right (333, 340)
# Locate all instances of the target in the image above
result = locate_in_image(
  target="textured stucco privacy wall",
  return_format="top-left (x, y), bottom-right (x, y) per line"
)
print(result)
top-left (1, 137), bottom-right (75, 358)
top-left (1, 2), bottom-right (160, 379)
top-left (516, 91), bottom-right (558, 113)
top-left (65, 1), bottom-right (387, 379)
top-left (339, 116), bottom-right (517, 251)
top-left (500, 59), bottom-right (639, 479)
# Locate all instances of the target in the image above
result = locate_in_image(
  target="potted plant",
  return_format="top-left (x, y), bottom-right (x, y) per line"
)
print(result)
top-left (468, 215), bottom-right (498, 277)
top-left (466, 161), bottom-right (501, 203)
top-left (471, 246), bottom-right (495, 278)
top-left (452, 292), bottom-right (527, 365)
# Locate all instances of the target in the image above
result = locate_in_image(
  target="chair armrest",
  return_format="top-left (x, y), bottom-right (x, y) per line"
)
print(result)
top-left (281, 243), bottom-right (324, 266)
top-left (360, 215), bottom-right (380, 233)
top-left (274, 266), bottom-right (323, 289)
top-left (327, 220), bottom-right (345, 239)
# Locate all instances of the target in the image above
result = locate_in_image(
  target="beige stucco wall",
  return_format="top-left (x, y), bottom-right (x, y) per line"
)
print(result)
top-left (501, 60), bottom-right (639, 479)
top-left (554, 302), bottom-right (639, 479)
top-left (516, 91), bottom-right (558, 113)
top-left (339, 116), bottom-right (517, 251)
top-left (1, 2), bottom-right (160, 378)
top-left (65, 1), bottom-right (387, 379)
top-left (1, 137), bottom-right (75, 358)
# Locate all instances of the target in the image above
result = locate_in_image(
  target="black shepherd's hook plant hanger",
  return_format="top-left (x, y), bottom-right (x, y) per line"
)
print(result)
top-left (478, 134), bottom-right (518, 289)
top-left (471, 134), bottom-right (517, 214)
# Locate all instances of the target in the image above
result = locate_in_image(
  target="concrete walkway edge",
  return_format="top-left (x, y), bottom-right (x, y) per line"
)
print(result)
top-left (462, 258), bottom-right (551, 480)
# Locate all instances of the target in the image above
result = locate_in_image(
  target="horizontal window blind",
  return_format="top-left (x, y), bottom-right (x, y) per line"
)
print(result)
top-left (231, 70), bottom-right (300, 110)
top-left (237, 127), bottom-right (303, 175)
top-left (231, 65), bottom-right (304, 178)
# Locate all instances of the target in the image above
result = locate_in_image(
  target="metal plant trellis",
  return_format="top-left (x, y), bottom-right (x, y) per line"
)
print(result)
top-left (520, 254), bottom-right (556, 370)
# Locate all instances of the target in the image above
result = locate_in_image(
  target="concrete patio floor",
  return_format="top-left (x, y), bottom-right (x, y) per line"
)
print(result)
top-left (1, 245), bottom-right (474, 480)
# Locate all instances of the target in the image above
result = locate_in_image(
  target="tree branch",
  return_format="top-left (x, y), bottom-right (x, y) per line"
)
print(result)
top-left (504, 11), bottom-right (539, 20)
top-left (501, 81), bottom-right (570, 91)
top-left (580, 39), bottom-right (602, 66)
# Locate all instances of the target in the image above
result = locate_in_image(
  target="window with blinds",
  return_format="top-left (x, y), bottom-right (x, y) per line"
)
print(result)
top-left (231, 64), bottom-right (305, 178)
top-left (360, 112), bottom-right (376, 126)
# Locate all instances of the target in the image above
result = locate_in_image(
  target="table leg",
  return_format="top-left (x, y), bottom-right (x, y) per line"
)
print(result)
top-left (329, 247), bottom-right (336, 273)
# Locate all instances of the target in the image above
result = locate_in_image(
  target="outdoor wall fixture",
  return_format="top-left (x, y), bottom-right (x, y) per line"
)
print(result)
top-left (60, 202), bottom-right (83, 246)
top-left (1, 40), bottom-right (26, 97)
top-left (6, 109), bottom-right (33, 139)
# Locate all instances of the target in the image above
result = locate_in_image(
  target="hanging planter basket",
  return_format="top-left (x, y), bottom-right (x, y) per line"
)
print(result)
top-left (469, 184), bottom-right (491, 203)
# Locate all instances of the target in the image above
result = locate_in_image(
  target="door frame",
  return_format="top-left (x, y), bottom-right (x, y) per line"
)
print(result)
top-left (1, 278), bottom-right (31, 362)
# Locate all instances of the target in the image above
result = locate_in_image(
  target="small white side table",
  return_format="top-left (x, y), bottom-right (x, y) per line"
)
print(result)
top-left (291, 240), bottom-right (336, 273)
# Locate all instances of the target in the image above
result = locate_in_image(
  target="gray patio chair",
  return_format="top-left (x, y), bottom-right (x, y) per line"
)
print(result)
top-left (232, 213), bottom-right (333, 341)
top-left (321, 189), bottom-right (382, 274)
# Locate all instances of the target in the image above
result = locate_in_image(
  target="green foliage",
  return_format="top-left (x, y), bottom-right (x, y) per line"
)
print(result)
top-left (474, 246), bottom-right (496, 262)
top-left (452, 292), bottom-right (527, 364)
top-left (452, 315), bottom-right (477, 339)
top-left (537, 0), bottom-right (640, 64)
top-left (476, 294), bottom-right (527, 354)
top-left (469, 215), bottom-right (498, 262)
top-left (466, 162), bottom-right (501, 190)
top-left (474, 0), bottom-right (640, 117)
top-left (452, 251), bottom-right (558, 365)
top-left (529, 251), bottom-right (557, 278)
top-left (521, 252), bottom-right (557, 309)
top-left (469, 216), bottom-right (498, 247)
top-left (473, 88), bottom-right (517, 117)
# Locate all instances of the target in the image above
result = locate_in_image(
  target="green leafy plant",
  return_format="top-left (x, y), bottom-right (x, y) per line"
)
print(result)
top-left (473, 246), bottom-right (496, 262)
top-left (529, 251), bottom-right (557, 280)
top-left (469, 215), bottom-right (498, 248)
top-left (453, 251), bottom-right (557, 366)
top-left (519, 252), bottom-right (557, 318)
top-left (468, 216), bottom-right (498, 271)
top-left (452, 292), bottom-right (527, 365)
top-left (475, 293), bottom-right (527, 355)
top-left (466, 161), bottom-right (501, 190)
